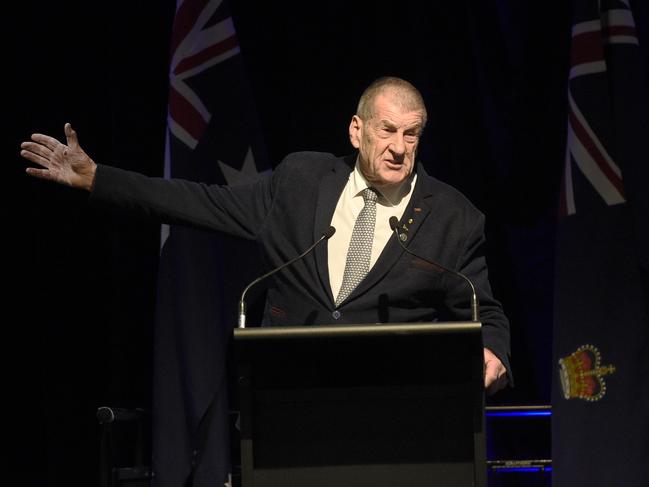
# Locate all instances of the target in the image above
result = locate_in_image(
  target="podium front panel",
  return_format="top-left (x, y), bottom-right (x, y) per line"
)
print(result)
top-left (234, 322), bottom-right (485, 487)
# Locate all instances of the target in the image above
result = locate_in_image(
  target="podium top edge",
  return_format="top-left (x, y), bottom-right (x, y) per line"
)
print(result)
top-left (234, 321), bottom-right (481, 340)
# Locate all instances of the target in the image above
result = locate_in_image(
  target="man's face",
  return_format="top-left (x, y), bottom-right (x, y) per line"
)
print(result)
top-left (349, 92), bottom-right (424, 190)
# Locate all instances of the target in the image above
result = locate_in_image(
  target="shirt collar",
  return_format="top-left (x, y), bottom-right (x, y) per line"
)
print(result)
top-left (351, 159), bottom-right (416, 206)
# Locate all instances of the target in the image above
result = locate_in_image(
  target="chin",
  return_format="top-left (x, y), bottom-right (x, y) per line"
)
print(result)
top-left (377, 173), bottom-right (407, 188)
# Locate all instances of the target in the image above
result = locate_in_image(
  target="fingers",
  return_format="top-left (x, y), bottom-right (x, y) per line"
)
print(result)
top-left (483, 347), bottom-right (507, 394)
top-left (30, 133), bottom-right (62, 152)
top-left (21, 150), bottom-right (51, 169)
top-left (21, 123), bottom-right (77, 160)
top-left (21, 141), bottom-right (55, 165)
top-left (25, 167), bottom-right (56, 181)
top-left (20, 124), bottom-right (81, 184)
top-left (484, 361), bottom-right (502, 388)
top-left (65, 123), bottom-right (79, 149)
top-left (22, 143), bottom-right (56, 180)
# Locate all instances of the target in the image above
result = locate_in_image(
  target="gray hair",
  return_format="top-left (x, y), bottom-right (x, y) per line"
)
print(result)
top-left (356, 76), bottom-right (427, 128)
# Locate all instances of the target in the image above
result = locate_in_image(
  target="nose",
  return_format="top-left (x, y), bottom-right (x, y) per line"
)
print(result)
top-left (389, 132), bottom-right (406, 156)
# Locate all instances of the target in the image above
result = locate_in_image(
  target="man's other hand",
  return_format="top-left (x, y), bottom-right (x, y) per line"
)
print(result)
top-left (484, 347), bottom-right (507, 394)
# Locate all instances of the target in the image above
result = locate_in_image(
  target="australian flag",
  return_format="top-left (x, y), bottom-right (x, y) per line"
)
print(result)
top-left (153, 1), bottom-right (268, 486)
top-left (553, 1), bottom-right (649, 486)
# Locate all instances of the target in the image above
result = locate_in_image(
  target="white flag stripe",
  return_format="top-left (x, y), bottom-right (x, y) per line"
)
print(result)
top-left (174, 45), bottom-right (240, 81)
top-left (569, 61), bottom-right (606, 80)
top-left (169, 117), bottom-right (199, 149)
top-left (170, 0), bottom-right (224, 70)
top-left (171, 77), bottom-right (212, 121)
top-left (171, 17), bottom-right (237, 73)
top-left (568, 122), bottom-right (625, 206)
top-left (569, 92), bottom-right (622, 177)
top-left (572, 20), bottom-right (601, 36)
top-left (604, 9), bottom-right (636, 29)
top-left (195, 17), bottom-right (237, 55)
top-left (160, 130), bottom-right (172, 251)
top-left (160, 223), bottom-right (171, 252)
top-left (605, 36), bottom-right (639, 45)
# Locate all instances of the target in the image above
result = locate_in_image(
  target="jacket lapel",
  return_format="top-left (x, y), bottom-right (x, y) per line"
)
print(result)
top-left (313, 155), bottom-right (355, 306)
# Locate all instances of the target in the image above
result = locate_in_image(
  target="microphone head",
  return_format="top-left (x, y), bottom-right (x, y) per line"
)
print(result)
top-left (323, 226), bottom-right (336, 239)
top-left (389, 216), bottom-right (399, 231)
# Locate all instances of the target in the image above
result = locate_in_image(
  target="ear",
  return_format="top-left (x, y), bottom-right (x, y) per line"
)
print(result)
top-left (349, 115), bottom-right (362, 149)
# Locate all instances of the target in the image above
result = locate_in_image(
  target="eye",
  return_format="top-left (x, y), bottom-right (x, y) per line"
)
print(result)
top-left (377, 127), bottom-right (396, 138)
top-left (404, 134), bottom-right (418, 143)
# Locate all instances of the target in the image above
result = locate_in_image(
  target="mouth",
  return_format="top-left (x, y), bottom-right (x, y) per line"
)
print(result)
top-left (384, 159), bottom-right (404, 169)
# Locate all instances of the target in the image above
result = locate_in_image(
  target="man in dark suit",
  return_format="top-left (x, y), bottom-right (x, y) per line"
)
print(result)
top-left (20, 76), bottom-right (510, 393)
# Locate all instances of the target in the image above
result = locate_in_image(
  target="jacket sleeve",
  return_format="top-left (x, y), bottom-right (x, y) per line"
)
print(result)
top-left (89, 163), bottom-right (278, 240)
top-left (450, 213), bottom-right (513, 384)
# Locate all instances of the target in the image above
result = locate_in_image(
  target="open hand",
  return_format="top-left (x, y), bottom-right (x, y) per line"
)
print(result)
top-left (21, 123), bottom-right (97, 191)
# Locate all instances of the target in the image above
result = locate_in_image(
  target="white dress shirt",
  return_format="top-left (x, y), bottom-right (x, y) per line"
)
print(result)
top-left (328, 162), bottom-right (417, 300)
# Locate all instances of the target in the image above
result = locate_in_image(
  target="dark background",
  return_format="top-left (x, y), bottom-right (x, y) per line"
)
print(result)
top-left (8, 0), bottom-right (594, 485)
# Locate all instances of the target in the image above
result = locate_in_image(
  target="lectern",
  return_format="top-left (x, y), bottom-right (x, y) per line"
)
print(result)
top-left (234, 322), bottom-right (485, 487)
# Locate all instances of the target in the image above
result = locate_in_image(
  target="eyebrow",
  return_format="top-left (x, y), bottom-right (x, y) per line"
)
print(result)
top-left (378, 119), bottom-right (422, 131)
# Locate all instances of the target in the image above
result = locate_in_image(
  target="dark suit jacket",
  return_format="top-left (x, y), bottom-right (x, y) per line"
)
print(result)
top-left (91, 151), bottom-right (511, 373)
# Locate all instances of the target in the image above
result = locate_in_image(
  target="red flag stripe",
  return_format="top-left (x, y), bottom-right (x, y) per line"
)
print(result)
top-left (568, 106), bottom-right (625, 197)
top-left (170, 0), bottom-right (209, 58)
top-left (571, 30), bottom-right (605, 67)
top-left (174, 35), bottom-right (239, 75)
top-left (604, 27), bottom-right (639, 44)
top-left (604, 26), bottom-right (636, 37)
top-left (169, 86), bottom-right (208, 142)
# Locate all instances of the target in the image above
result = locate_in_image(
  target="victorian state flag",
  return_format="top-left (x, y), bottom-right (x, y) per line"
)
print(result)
top-left (553, 0), bottom-right (649, 486)
top-left (153, 1), bottom-right (268, 486)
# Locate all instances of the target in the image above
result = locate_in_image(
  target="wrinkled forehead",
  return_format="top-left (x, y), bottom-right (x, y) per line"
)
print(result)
top-left (369, 90), bottom-right (425, 120)
top-left (370, 94), bottom-right (425, 126)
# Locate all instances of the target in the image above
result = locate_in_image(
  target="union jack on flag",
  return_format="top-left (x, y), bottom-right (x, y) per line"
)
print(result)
top-left (167, 0), bottom-right (240, 149)
top-left (560, 0), bottom-right (639, 216)
top-left (160, 0), bottom-right (265, 247)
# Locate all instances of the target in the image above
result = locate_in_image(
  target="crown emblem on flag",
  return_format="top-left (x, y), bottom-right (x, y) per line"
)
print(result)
top-left (558, 345), bottom-right (616, 402)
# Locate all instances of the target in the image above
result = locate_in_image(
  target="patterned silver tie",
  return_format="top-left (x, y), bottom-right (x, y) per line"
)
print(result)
top-left (335, 187), bottom-right (379, 307)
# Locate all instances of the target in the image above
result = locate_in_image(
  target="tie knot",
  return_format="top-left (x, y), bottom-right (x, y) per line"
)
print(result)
top-left (362, 187), bottom-right (379, 205)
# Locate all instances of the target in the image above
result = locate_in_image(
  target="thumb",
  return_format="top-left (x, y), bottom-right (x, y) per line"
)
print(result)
top-left (65, 123), bottom-right (79, 149)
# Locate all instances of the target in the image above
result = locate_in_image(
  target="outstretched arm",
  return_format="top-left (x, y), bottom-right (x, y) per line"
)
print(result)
top-left (21, 123), bottom-right (97, 191)
top-left (21, 122), bottom-right (276, 238)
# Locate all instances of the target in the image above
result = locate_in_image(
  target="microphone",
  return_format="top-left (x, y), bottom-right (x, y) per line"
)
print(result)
top-left (96, 407), bottom-right (147, 424)
top-left (389, 216), bottom-right (479, 322)
top-left (238, 226), bottom-right (336, 328)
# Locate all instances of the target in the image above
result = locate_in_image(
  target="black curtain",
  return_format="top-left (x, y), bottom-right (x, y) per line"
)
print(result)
top-left (9, 1), bottom-right (598, 485)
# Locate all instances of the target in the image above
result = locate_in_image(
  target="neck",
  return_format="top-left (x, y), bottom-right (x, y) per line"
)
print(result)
top-left (359, 170), bottom-right (414, 205)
